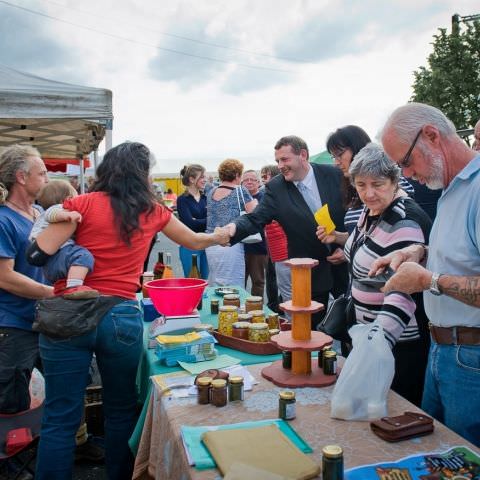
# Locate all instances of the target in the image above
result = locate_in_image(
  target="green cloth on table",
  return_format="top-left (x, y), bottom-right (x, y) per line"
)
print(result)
top-left (135, 286), bottom-right (279, 404)
top-left (181, 419), bottom-right (313, 470)
top-left (178, 354), bottom-right (240, 375)
top-left (130, 286), bottom-right (281, 456)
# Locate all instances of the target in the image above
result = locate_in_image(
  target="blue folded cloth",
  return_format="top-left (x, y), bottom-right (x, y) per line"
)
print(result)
top-left (181, 419), bottom-right (313, 470)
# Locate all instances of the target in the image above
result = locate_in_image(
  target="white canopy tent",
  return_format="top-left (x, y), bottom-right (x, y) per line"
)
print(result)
top-left (0, 64), bottom-right (113, 191)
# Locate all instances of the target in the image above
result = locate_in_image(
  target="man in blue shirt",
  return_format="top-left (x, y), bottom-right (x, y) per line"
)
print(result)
top-left (0, 145), bottom-right (53, 413)
top-left (372, 103), bottom-right (480, 447)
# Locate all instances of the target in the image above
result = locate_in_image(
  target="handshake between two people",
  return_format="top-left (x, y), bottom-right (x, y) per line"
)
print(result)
top-left (212, 223), bottom-right (237, 247)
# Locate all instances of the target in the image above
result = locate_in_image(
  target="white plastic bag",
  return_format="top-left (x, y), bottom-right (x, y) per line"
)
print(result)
top-left (330, 322), bottom-right (395, 420)
top-left (29, 367), bottom-right (45, 406)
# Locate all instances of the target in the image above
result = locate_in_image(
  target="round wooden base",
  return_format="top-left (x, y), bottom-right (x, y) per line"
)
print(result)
top-left (270, 331), bottom-right (332, 351)
top-left (261, 359), bottom-right (338, 388)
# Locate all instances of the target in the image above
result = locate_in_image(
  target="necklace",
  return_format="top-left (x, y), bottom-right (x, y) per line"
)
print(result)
top-left (7, 200), bottom-right (37, 221)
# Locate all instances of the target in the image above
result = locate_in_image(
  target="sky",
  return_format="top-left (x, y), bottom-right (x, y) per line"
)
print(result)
top-left (0, 0), bottom-right (477, 174)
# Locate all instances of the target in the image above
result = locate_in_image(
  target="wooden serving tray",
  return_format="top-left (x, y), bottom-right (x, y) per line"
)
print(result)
top-left (212, 330), bottom-right (282, 355)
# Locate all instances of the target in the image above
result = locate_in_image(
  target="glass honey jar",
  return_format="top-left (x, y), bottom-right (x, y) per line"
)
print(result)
top-left (223, 294), bottom-right (240, 308)
top-left (248, 322), bottom-right (270, 342)
top-left (210, 379), bottom-right (228, 407)
top-left (231, 321), bottom-right (250, 340)
top-left (237, 313), bottom-right (253, 323)
top-left (250, 310), bottom-right (265, 324)
top-left (245, 296), bottom-right (263, 312)
top-left (267, 313), bottom-right (280, 330)
top-left (218, 305), bottom-right (238, 336)
top-left (196, 376), bottom-right (212, 405)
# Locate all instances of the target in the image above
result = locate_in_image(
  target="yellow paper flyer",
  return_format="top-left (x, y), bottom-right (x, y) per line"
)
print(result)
top-left (314, 204), bottom-right (336, 234)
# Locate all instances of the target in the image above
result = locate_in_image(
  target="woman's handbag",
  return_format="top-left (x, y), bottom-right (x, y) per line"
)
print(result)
top-left (235, 187), bottom-right (262, 244)
top-left (318, 294), bottom-right (355, 343)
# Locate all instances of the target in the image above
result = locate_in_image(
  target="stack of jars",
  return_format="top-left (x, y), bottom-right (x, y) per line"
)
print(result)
top-left (214, 294), bottom-right (278, 343)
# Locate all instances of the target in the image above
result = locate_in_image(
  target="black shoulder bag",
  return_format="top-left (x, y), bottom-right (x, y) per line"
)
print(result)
top-left (318, 233), bottom-right (358, 342)
top-left (33, 295), bottom-right (124, 339)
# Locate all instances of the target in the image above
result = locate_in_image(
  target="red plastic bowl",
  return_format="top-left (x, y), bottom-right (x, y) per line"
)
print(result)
top-left (144, 278), bottom-right (208, 316)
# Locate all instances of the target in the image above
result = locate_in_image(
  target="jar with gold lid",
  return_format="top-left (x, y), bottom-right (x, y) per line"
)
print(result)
top-left (210, 379), bottom-right (228, 407)
top-left (245, 296), bottom-right (263, 312)
top-left (223, 294), bottom-right (240, 308)
top-left (323, 350), bottom-right (337, 376)
top-left (228, 376), bottom-right (244, 401)
top-left (231, 321), bottom-right (250, 340)
top-left (250, 310), bottom-right (265, 324)
top-left (278, 390), bottom-right (296, 420)
top-left (218, 305), bottom-right (238, 336)
top-left (319, 345), bottom-right (333, 369)
top-left (197, 376), bottom-right (213, 405)
top-left (248, 322), bottom-right (270, 342)
top-left (322, 445), bottom-right (343, 480)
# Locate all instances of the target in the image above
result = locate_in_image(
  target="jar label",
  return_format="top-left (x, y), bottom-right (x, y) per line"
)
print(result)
top-left (285, 402), bottom-right (296, 420)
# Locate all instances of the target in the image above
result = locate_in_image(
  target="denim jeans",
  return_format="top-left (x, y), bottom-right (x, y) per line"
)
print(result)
top-left (35, 300), bottom-right (143, 480)
top-left (178, 246), bottom-right (209, 279)
top-left (422, 341), bottom-right (480, 447)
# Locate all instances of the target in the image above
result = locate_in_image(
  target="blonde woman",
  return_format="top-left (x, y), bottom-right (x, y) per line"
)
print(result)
top-left (206, 158), bottom-right (257, 286)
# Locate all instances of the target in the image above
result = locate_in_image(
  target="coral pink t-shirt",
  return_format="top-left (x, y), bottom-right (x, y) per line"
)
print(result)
top-left (63, 192), bottom-right (171, 299)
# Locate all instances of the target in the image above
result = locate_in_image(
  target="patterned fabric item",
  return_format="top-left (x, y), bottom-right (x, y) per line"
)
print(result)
top-left (344, 197), bottom-right (431, 347)
top-left (206, 243), bottom-right (245, 287)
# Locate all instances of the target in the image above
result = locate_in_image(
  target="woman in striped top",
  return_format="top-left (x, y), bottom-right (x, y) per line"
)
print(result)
top-left (319, 143), bottom-right (431, 406)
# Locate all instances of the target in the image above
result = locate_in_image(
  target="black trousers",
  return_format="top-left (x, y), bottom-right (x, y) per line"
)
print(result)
top-left (391, 338), bottom-right (429, 407)
top-left (265, 258), bottom-right (280, 313)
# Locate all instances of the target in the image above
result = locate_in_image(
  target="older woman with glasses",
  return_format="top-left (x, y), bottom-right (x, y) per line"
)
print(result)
top-left (318, 142), bottom-right (432, 406)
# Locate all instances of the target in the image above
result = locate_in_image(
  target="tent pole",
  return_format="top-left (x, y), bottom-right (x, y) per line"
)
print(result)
top-left (105, 119), bottom-right (113, 152)
top-left (79, 157), bottom-right (85, 194)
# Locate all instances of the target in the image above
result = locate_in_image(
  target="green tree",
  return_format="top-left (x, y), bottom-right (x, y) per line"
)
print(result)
top-left (411, 20), bottom-right (480, 130)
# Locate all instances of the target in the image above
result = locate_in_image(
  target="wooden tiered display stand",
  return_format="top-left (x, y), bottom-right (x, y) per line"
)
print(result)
top-left (262, 258), bottom-right (336, 387)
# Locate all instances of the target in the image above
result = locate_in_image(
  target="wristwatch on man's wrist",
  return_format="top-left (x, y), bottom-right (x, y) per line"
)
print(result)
top-left (429, 272), bottom-right (443, 296)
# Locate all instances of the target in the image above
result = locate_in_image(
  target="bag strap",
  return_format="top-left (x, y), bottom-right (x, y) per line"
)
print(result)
top-left (235, 187), bottom-right (246, 213)
top-left (238, 186), bottom-right (248, 208)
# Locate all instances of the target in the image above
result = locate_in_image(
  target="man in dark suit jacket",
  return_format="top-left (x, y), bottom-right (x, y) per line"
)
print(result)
top-left (225, 135), bottom-right (348, 329)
